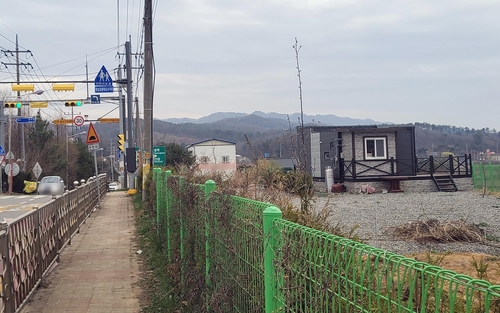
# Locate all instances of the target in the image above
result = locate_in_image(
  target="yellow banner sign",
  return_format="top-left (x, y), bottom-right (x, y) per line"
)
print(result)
top-left (99, 118), bottom-right (120, 123)
top-left (30, 101), bottom-right (48, 108)
top-left (53, 119), bottom-right (73, 124)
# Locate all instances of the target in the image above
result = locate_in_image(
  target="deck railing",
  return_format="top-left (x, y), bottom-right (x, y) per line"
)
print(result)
top-left (342, 154), bottom-right (472, 179)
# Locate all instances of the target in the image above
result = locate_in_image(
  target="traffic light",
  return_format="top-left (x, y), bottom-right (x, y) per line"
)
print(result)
top-left (64, 100), bottom-right (82, 107)
top-left (117, 134), bottom-right (125, 152)
top-left (4, 102), bottom-right (21, 108)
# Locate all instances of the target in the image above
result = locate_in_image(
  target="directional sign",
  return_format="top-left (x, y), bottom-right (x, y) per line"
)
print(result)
top-left (90, 94), bottom-right (101, 104)
top-left (153, 146), bottom-right (166, 166)
top-left (30, 101), bottom-right (48, 108)
top-left (94, 66), bottom-right (114, 93)
top-left (74, 115), bottom-right (85, 126)
top-left (86, 122), bottom-right (100, 144)
top-left (98, 118), bottom-right (120, 123)
top-left (5, 163), bottom-right (20, 177)
top-left (53, 119), bottom-right (73, 125)
top-left (16, 116), bottom-right (35, 123)
top-left (32, 162), bottom-right (42, 179)
top-left (0, 145), bottom-right (4, 155)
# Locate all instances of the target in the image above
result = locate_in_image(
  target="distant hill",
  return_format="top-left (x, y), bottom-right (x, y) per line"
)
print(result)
top-left (89, 113), bottom-right (498, 160)
top-left (163, 111), bottom-right (382, 126)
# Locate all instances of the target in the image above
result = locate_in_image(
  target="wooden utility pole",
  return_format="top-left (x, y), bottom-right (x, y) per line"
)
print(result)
top-left (143, 0), bottom-right (154, 200)
top-left (143, 0), bottom-right (153, 162)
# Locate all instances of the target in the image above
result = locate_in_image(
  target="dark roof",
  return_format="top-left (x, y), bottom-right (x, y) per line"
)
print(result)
top-left (187, 138), bottom-right (236, 148)
top-left (299, 124), bottom-right (414, 133)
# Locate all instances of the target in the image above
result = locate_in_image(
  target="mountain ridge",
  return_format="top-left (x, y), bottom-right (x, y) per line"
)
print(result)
top-left (163, 111), bottom-right (383, 126)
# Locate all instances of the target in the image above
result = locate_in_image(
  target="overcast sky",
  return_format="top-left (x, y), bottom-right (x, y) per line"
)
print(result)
top-left (1, 0), bottom-right (500, 130)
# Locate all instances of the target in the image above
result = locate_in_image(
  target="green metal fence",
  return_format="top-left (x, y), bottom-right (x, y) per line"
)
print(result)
top-left (472, 162), bottom-right (500, 193)
top-left (153, 168), bottom-right (500, 312)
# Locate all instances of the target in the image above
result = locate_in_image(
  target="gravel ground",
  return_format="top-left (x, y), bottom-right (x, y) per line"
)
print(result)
top-left (307, 190), bottom-right (500, 255)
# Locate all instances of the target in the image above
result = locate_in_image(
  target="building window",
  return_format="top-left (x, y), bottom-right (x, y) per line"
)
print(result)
top-left (200, 156), bottom-right (209, 163)
top-left (222, 155), bottom-right (230, 163)
top-left (324, 152), bottom-right (330, 160)
top-left (364, 137), bottom-right (387, 160)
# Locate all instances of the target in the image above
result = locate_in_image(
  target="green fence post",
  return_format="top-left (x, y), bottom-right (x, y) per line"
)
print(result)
top-left (489, 162), bottom-right (494, 192)
top-left (154, 168), bottom-right (162, 231)
top-left (204, 180), bottom-right (216, 287)
top-left (165, 170), bottom-right (172, 262)
top-left (204, 180), bottom-right (216, 309)
top-left (263, 206), bottom-right (284, 313)
top-left (179, 176), bottom-right (185, 292)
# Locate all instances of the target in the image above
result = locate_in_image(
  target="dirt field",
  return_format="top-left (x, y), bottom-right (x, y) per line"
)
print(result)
top-left (407, 252), bottom-right (500, 285)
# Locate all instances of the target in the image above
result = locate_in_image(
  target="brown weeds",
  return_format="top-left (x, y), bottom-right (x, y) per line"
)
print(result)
top-left (391, 219), bottom-right (485, 243)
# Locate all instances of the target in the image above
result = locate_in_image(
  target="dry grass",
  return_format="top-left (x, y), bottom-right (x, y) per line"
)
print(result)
top-left (175, 160), bottom-right (359, 240)
top-left (390, 219), bottom-right (485, 243)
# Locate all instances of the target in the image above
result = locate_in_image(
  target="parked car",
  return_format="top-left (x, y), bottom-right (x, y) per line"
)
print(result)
top-left (108, 182), bottom-right (119, 191)
top-left (37, 176), bottom-right (65, 196)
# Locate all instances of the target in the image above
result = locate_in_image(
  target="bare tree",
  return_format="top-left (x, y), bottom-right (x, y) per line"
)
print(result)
top-left (293, 37), bottom-right (307, 172)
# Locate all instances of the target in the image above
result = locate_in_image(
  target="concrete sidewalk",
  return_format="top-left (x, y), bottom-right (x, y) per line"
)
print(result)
top-left (21, 192), bottom-right (142, 313)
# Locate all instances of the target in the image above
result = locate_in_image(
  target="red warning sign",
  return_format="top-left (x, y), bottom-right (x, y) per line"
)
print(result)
top-left (86, 122), bottom-right (100, 144)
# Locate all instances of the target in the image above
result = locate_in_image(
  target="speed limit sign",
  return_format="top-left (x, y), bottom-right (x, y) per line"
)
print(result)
top-left (74, 115), bottom-right (85, 126)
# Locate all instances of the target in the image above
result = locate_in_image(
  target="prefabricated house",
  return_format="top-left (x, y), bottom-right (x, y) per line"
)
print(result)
top-left (187, 138), bottom-right (237, 174)
top-left (299, 125), bottom-right (473, 193)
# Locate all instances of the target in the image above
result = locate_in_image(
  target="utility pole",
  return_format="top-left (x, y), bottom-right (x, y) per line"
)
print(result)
top-left (125, 40), bottom-right (134, 189)
top-left (143, 0), bottom-right (153, 165)
top-left (143, 0), bottom-right (154, 200)
top-left (117, 65), bottom-right (127, 188)
top-left (135, 97), bottom-right (142, 174)
top-left (0, 102), bottom-right (4, 194)
top-left (1, 35), bottom-right (33, 171)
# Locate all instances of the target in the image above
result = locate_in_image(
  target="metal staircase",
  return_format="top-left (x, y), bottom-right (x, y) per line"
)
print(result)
top-left (432, 174), bottom-right (458, 192)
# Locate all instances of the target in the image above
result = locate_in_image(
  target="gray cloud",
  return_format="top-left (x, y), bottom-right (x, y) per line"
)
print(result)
top-left (1, 0), bottom-right (500, 129)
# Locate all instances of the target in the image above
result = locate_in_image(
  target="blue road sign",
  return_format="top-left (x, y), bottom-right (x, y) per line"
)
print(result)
top-left (16, 117), bottom-right (35, 123)
top-left (94, 66), bottom-right (114, 93)
top-left (91, 94), bottom-right (101, 104)
top-left (0, 145), bottom-right (5, 155)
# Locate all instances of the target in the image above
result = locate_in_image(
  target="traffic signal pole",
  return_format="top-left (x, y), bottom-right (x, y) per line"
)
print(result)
top-left (1, 35), bottom-right (33, 172)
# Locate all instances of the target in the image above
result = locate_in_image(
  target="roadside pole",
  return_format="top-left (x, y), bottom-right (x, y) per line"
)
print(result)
top-left (94, 149), bottom-right (101, 208)
top-left (0, 102), bottom-right (4, 194)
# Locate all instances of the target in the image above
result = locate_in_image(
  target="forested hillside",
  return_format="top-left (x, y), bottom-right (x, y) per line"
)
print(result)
top-left (83, 117), bottom-right (500, 160)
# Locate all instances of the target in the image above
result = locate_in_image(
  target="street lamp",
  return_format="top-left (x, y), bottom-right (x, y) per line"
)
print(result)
top-left (66, 131), bottom-right (86, 190)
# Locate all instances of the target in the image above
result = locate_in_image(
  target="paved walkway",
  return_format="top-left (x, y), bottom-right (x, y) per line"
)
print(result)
top-left (21, 192), bottom-right (142, 313)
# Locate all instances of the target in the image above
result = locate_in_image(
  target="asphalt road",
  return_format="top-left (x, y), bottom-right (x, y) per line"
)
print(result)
top-left (0, 194), bottom-right (54, 222)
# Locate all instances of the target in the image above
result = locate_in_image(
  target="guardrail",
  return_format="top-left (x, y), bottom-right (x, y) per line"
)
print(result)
top-left (153, 168), bottom-right (500, 312)
top-left (0, 174), bottom-right (107, 313)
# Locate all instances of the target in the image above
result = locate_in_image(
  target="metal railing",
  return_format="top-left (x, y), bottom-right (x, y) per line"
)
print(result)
top-left (153, 167), bottom-right (500, 312)
top-left (0, 174), bottom-right (106, 313)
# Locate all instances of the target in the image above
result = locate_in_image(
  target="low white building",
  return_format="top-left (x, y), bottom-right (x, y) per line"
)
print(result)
top-left (187, 138), bottom-right (237, 174)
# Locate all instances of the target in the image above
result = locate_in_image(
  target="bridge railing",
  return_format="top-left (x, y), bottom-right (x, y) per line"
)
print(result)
top-left (0, 174), bottom-right (107, 313)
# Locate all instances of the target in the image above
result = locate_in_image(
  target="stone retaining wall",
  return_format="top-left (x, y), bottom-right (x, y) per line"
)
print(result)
top-left (317, 177), bottom-right (474, 194)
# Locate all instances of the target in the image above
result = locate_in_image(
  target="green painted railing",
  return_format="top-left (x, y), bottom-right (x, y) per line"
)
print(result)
top-left (153, 168), bottom-right (500, 312)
